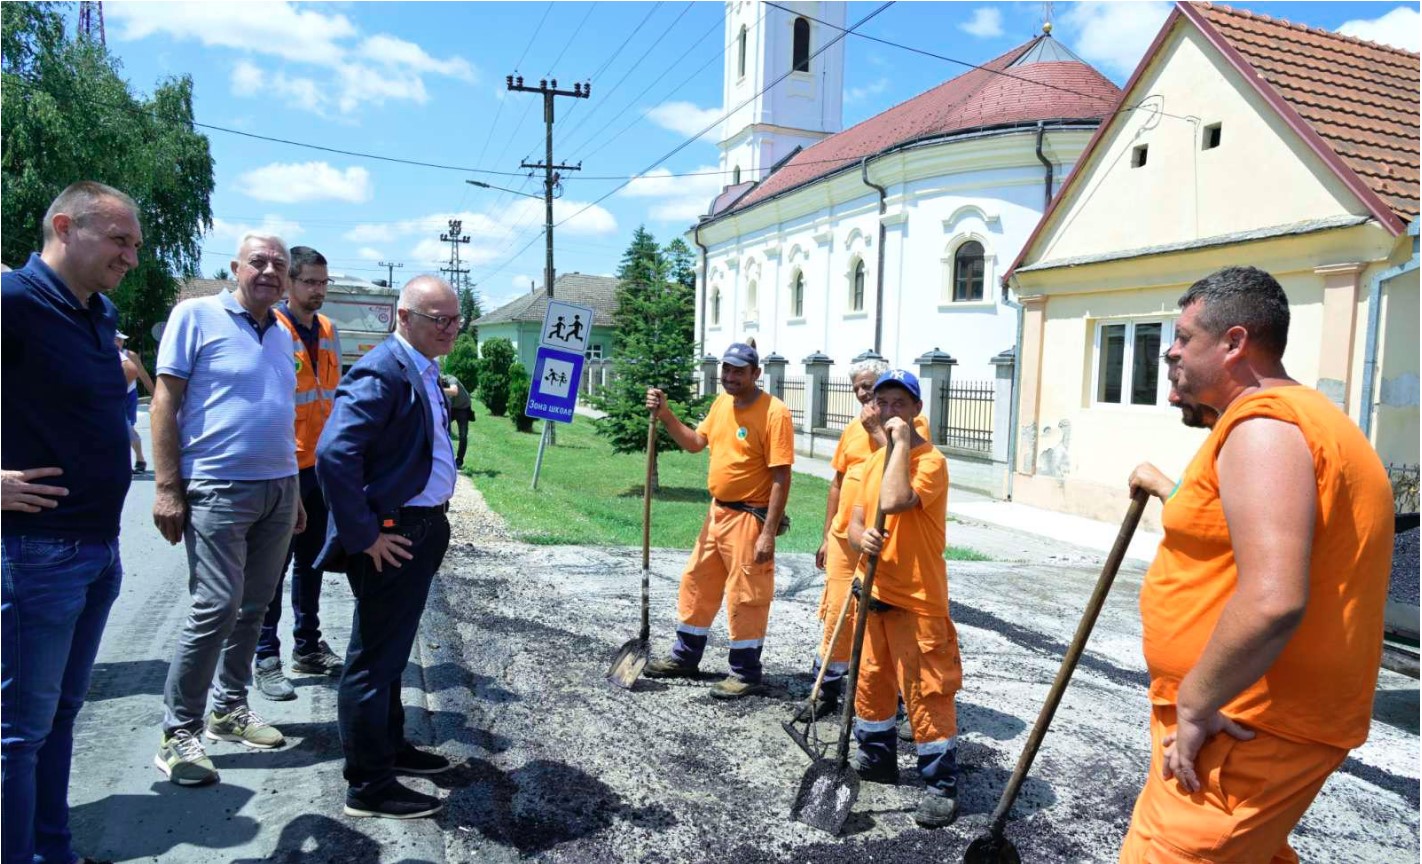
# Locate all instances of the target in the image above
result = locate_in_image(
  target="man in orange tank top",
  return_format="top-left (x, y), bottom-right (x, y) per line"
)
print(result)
top-left (1120, 266), bottom-right (1395, 864)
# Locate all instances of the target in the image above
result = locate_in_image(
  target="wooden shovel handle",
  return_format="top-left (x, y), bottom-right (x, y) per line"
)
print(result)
top-left (987, 488), bottom-right (1150, 833)
top-left (640, 412), bottom-right (656, 640)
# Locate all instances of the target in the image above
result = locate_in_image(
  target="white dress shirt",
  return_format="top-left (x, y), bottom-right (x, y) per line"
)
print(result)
top-left (393, 333), bottom-right (457, 507)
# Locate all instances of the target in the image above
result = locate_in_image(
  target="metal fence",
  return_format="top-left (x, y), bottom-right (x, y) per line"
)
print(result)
top-left (819, 377), bottom-right (858, 432)
top-left (938, 380), bottom-right (994, 453)
top-left (1389, 463), bottom-right (1420, 513)
top-left (778, 376), bottom-right (807, 431)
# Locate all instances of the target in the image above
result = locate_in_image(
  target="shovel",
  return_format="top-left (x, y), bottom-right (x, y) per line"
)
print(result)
top-left (782, 584), bottom-right (856, 760)
top-left (790, 439), bottom-right (894, 835)
top-left (607, 414), bottom-right (658, 689)
top-left (964, 488), bottom-right (1149, 864)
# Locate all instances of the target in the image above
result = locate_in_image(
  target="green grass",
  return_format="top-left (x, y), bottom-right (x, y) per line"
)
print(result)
top-left (460, 403), bottom-right (986, 560)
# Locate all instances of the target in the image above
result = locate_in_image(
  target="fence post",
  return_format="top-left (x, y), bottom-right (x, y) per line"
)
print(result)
top-left (802, 351), bottom-right (834, 430)
top-left (700, 354), bottom-right (719, 398)
top-left (990, 347), bottom-right (1015, 463)
top-left (915, 348), bottom-right (957, 446)
top-left (762, 353), bottom-right (787, 399)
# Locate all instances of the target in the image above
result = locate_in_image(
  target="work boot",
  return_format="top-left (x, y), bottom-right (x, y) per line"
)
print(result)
top-left (793, 692), bottom-right (839, 722)
top-left (154, 729), bottom-right (219, 786)
top-left (644, 657), bottom-right (700, 679)
top-left (292, 640), bottom-right (344, 675)
top-left (850, 749), bottom-right (900, 784)
top-left (914, 788), bottom-right (959, 828)
top-left (710, 675), bottom-right (765, 700)
top-left (897, 700), bottom-right (913, 742)
top-left (254, 656), bottom-right (296, 701)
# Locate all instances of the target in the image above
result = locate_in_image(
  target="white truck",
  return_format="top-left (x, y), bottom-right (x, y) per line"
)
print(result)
top-left (322, 275), bottom-right (400, 371)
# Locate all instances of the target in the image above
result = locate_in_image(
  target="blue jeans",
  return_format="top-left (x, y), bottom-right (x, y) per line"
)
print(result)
top-left (256, 468), bottom-right (329, 660)
top-left (2, 536), bottom-right (123, 864)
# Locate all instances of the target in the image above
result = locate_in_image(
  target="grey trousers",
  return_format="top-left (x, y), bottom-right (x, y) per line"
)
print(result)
top-left (162, 476), bottom-right (299, 734)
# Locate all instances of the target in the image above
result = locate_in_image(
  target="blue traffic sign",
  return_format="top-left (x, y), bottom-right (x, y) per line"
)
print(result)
top-left (525, 346), bottom-right (585, 424)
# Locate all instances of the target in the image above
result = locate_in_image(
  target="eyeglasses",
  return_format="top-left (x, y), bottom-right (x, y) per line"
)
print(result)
top-left (242, 256), bottom-right (288, 273)
top-left (295, 277), bottom-right (331, 288)
top-left (405, 309), bottom-right (463, 330)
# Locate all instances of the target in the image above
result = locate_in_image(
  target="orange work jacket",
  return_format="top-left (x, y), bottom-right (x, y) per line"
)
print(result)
top-left (273, 308), bottom-right (340, 470)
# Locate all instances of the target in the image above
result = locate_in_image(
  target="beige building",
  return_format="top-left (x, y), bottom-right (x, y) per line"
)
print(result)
top-left (1002, 1), bottom-right (1419, 527)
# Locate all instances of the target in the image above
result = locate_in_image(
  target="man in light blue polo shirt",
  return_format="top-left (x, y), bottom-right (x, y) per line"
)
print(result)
top-left (149, 232), bottom-right (305, 786)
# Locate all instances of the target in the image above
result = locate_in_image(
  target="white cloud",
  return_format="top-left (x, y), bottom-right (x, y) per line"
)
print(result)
top-left (620, 166), bottom-right (726, 224)
top-left (511, 274), bottom-right (534, 291)
top-left (960, 8), bottom-right (1004, 38)
top-left (355, 247), bottom-right (385, 261)
top-left (1060, 1), bottom-right (1172, 78)
top-left (846, 77), bottom-right (890, 104)
top-left (207, 215), bottom-right (306, 252)
top-left (108, 1), bottom-right (476, 116)
top-left (237, 162), bottom-right (373, 204)
top-left (646, 101), bottom-right (724, 139)
top-left (344, 223), bottom-right (395, 244)
top-left (1337, 7), bottom-right (1420, 53)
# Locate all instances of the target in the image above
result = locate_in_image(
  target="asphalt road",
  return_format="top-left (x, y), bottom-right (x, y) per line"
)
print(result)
top-left (66, 415), bottom-right (1420, 862)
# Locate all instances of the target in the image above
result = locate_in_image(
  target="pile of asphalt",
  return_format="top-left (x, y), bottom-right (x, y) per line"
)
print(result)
top-left (1389, 519), bottom-right (1419, 605)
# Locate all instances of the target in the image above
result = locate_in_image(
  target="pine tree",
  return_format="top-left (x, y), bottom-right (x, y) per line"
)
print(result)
top-left (592, 227), bottom-right (707, 492)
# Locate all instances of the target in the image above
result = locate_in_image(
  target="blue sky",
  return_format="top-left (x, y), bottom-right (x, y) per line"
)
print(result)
top-left (88, 1), bottom-right (1417, 313)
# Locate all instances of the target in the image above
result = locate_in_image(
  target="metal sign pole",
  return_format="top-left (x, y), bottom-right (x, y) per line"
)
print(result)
top-left (531, 420), bottom-right (552, 489)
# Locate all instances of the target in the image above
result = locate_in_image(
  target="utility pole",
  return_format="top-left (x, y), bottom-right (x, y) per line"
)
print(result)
top-left (378, 259), bottom-right (403, 289)
top-left (439, 220), bottom-right (470, 291)
top-left (507, 75), bottom-right (589, 462)
top-left (506, 75), bottom-right (589, 300)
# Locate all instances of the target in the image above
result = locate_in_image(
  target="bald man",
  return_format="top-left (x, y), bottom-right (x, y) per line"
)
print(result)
top-left (315, 276), bottom-right (461, 820)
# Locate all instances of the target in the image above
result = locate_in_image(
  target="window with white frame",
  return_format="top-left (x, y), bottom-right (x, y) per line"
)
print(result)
top-left (743, 280), bottom-right (758, 322)
top-left (953, 241), bottom-right (985, 301)
top-left (790, 271), bottom-right (804, 318)
top-left (792, 18), bottom-right (810, 72)
top-left (850, 259), bottom-right (865, 311)
top-left (737, 25), bottom-right (747, 79)
top-left (585, 343), bottom-right (604, 360)
top-left (710, 287), bottom-right (721, 326)
top-left (1093, 318), bottom-right (1174, 406)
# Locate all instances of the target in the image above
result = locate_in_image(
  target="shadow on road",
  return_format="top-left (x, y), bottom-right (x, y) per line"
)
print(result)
top-left (71, 781), bottom-right (260, 860)
top-left (86, 658), bottom-right (170, 702)
top-left (228, 813), bottom-right (437, 864)
top-left (406, 660), bottom-right (521, 704)
top-left (959, 700), bottom-right (1028, 741)
top-left (447, 757), bottom-right (676, 855)
top-left (1373, 686), bottom-right (1419, 736)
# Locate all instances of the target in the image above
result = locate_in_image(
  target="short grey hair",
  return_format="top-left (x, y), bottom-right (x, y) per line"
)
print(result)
top-left (849, 357), bottom-right (890, 380)
top-left (235, 232), bottom-right (288, 262)
top-left (42, 181), bottom-right (139, 244)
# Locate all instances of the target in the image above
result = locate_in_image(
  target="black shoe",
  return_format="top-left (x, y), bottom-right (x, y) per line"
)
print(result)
top-left (644, 657), bottom-right (700, 679)
top-left (850, 751), bottom-right (899, 785)
top-left (343, 781), bottom-right (443, 819)
top-left (395, 744), bottom-right (452, 775)
top-left (132, 461), bottom-right (146, 475)
top-left (793, 694), bottom-right (840, 723)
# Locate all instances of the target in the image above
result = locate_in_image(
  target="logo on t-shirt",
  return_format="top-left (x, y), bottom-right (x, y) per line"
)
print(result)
top-left (737, 426), bottom-right (748, 440)
top-left (293, 353), bottom-right (304, 374)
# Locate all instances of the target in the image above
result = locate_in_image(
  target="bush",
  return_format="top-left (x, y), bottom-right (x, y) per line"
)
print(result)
top-left (444, 333), bottom-right (479, 394)
top-left (476, 338), bottom-right (515, 416)
top-left (507, 361), bottom-right (535, 433)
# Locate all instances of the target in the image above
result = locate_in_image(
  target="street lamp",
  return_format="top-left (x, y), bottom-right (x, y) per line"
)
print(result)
top-left (466, 179), bottom-right (553, 200)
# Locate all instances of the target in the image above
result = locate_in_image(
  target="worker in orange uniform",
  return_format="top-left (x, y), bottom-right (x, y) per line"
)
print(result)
top-left (643, 342), bottom-right (794, 699)
top-left (848, 369), bottom-right (961, 829)
top-left (253, 246), bottom-right (347, 701)
top-left (800, 354), bottom-right (929, 723)
top-left (1120, 266), bottom-right (1395, 863)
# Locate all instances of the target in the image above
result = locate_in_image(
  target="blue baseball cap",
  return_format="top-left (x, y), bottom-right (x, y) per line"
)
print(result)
top-left (873, 369), bottom-right (921, 400)
top-left (722, 342), bottom-right (759, 368)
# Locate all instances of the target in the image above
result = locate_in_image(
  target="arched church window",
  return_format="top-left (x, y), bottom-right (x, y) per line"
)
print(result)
top-left (733, 165), bottom-right (741, 185)
top-left (953, 241), bottom-right (985, 302)
top-left (792, 18), bottom-right (810, 73)
top-left (738, 25), bottom-right (748, 78)
top-left (710, 287), bottom-right (721, 325)
top-left (744, 280), bottom-right (758, 321)
top-left (851, 260), bottom-right (865, 311)
top-left (791, 271), bottom-right (805, 318)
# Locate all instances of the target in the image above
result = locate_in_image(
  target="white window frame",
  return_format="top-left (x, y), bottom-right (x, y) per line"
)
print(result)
top-left (1090, 317), bottom-right (1175, 409)
top-left (584, 344), bottom-right (603, 360)
top-left (709, 286), bottom-right (722, 329)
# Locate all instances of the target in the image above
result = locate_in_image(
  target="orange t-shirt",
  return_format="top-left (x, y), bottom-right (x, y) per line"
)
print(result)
top-left (829, 414), bottom-right (930, 538)
top-left (854, 441), bottom-right (949, 617)
top-left (696, 390), bottom-right (795, 506)
top-left (1140, 386), bottom-right (1394, 749)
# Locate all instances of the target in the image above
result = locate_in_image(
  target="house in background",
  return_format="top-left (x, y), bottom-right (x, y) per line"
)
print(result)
top-left (1003, 1), bottom-right (1419, 527)
top-left (691, 1), bottom-right (1121, 383)
top-left (472, 272), bottom-right (620, 372)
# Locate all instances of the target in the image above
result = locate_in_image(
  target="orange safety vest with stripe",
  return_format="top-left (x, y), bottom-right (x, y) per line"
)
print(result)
top-left (273, 308), bottom-right (341, 470)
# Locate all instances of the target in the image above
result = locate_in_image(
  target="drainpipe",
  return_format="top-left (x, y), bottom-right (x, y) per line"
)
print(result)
top-left (693, 221), bottom-right (709, 352)
top-left (1034, 122), bottom-right (1054, 211)
top-left (1001, 278), bottom-right (1025, 501)
top-left (1360, 220), bottom-right (1419, 440)
top-left (860, 156), bottom-right (888, 353)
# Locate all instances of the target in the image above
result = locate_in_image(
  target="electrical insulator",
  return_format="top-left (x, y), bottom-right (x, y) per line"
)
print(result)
top-left (551, 79), bottom-right (557, 89)
top-left (506, 75), bottom-right (513, 87)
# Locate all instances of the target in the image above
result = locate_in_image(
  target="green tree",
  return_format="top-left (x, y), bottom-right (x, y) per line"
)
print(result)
top-left (592, 226), bottom-right (707, 492)
top-left (476, 337), bottom-right (516, 417)
top-left (213, 268), bottom-right (230, 280)
top-left (2, 3), bottom-right (215, 356)
top-left (443, 332), bottom-right (479, 394)
top-left (507, 361), bottom-right (535, 433)
top-left (458, 281), bottom-right (482, 333)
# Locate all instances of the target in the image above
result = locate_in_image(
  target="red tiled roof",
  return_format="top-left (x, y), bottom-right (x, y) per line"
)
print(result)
top-left (725, 36), bottom-right (1121, 215)
top-left (1191, 2), bottom-right (1419, 222)
top-left (177, 278), bottom-right (231, 303)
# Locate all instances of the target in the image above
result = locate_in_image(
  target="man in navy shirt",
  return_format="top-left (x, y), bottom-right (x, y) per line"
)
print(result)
top-left (1, 180), bottom-right (142, 864)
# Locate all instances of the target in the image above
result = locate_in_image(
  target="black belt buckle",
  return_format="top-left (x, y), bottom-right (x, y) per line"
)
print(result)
top-left (384, 503), bottom-right (448, 530)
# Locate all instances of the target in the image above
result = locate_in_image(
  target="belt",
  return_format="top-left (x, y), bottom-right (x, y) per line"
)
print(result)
top-left (714, 499), bottom-right (769, 512)
top-left (851, 579), bottom-right (897, 613)
top-left (381, 503), bottom-right (449, 530)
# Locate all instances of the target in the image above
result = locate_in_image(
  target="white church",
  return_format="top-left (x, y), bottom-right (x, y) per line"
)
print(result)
top-left (689, 1), bottom-right (1121, 383)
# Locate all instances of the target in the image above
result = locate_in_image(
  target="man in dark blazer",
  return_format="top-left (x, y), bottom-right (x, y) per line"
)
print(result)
top-left (315, 275), bottom-right (462, 819)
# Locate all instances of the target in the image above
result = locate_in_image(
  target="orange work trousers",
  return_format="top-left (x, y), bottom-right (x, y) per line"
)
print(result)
top-left (677, 505), bottom-right (774, 644)
top-left (815, 533), bottom-right (860, 669)
top-left (853, 607), bottom-right (962, 743)
top-left (1119, 705), bottom-right (1348, 864)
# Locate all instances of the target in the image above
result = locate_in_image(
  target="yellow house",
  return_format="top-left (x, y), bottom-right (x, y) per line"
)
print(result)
top-left (1002, 1), bottom-right (1419, 527)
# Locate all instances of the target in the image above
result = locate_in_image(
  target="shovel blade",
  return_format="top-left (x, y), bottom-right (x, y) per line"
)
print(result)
top-left (790, 758), bottom-right (860, 835)
top-left (606, 638), bottom-right (649, 690)
top-left (963, 832), bottom-right (1021, 864)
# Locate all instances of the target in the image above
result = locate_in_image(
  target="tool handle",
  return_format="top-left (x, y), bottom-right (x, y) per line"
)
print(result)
top-left (640, 413), bottom-right (656, 640)
top-left (832, 437), bottom-right (895, 768)
top-left (987, 488), bottom-right (1149, 833)
top-left (806, 586), bottom-right (855, 708)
